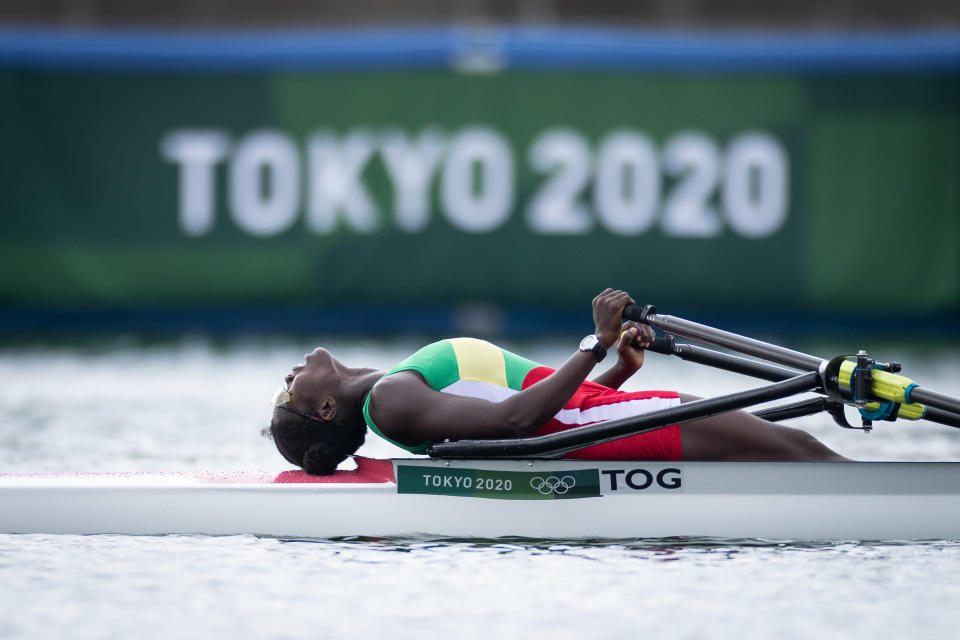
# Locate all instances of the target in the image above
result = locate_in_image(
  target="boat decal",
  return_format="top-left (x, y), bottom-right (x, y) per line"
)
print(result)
top-left (599, 466), bottom-right (684, 493)
top-left (395, 465), bottom-right (600, 500)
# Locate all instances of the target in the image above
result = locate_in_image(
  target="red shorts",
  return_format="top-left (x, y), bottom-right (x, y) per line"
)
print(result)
top-left (525, 368), bottom-right (683, 461)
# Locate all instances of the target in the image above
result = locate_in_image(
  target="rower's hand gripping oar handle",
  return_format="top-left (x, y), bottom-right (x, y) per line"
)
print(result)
top-left (621, 305), bottom-right (673, 353)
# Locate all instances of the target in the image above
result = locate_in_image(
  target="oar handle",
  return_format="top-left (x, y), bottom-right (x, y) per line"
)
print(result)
top-left (622, 304), bottom-right (657, 324)
top-left (646, 336), bottom-right (675, 355)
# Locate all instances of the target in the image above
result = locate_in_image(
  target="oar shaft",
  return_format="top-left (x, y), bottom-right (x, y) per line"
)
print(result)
top-left (924, 406), bottom-right (960, 429)
top-left (625, 306), bottom-right (824, 371)
top-left (910, 388), bottom-right (960, 417)
top-left (648, 336), bottom-right (800, 383)
top-left (624, 304), bottom-right (960, 430)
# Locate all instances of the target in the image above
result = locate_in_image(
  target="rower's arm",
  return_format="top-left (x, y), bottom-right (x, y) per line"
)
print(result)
top-left (370, 349), bottom-right (603, 442)
top-left (592, 362), bottom-right (635, 390)
top-left (371, 288), bottom-right (634, 444)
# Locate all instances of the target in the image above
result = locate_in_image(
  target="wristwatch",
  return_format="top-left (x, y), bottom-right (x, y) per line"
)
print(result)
top-left (579, 334), bottom-right (607, 362)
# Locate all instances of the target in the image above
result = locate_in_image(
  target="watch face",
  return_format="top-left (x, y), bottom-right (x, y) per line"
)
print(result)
top-left (579, 335), bottom-right (599, 351)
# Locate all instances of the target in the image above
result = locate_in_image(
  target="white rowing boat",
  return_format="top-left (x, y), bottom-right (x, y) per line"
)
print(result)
top-left (2, 456), bottom-right (959, 540)
top-left (4, 307), bottom-right (958, 541)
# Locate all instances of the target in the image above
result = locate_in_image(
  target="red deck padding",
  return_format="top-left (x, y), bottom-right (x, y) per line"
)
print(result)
top-left (271, 456), bottom-right (396, 484)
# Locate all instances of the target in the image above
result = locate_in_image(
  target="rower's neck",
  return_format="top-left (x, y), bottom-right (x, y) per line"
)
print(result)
top-left (341, 368), bottom-right (385, 412)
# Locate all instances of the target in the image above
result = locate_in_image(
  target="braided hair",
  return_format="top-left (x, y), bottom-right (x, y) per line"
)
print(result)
top-left (266, 404), bottom-right (366, 475)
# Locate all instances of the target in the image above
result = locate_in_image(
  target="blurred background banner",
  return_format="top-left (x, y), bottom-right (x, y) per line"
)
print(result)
top-left (1, 24), bottom-right (958, 332)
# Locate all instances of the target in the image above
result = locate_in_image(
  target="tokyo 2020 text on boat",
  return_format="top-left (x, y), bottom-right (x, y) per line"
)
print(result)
top-left (2, 305), bottom-right (959, 541)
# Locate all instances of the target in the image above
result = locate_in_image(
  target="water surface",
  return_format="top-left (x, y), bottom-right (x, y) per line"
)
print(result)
top-left (1, 335), bottom-right (959, 639)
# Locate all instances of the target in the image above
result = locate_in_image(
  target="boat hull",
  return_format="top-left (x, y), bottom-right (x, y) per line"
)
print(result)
top-left (2, 459), bottom-right (959, 540)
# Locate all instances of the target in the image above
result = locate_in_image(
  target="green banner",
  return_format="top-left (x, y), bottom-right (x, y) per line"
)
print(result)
top-left (1, 67), bottom-right (957, 317)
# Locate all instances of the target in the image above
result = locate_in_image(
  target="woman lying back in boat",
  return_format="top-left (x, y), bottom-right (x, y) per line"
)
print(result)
top-left (266, 289), bottom-right (848, 474)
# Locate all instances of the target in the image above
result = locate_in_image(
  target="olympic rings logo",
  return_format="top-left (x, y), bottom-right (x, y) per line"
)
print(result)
top-left (529, 475), bottom-right (577, 495)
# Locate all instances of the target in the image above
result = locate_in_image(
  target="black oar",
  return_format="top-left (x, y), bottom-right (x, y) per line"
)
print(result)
top-left (647, 332), bottom-right (960, 431)
top-left (642, 336), bottom-right (851, 424)
top-left (625, 304), bottom-right (960, 423)
top-left (624, 304), bottom-right (822, 371)
top-left (646, 335), bottom-right (800, 383)
top-left (909, 388), bottom-right (960, 416)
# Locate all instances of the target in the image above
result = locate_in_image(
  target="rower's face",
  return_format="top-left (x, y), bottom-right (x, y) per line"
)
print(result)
top-left (284, 347), bottom-right (341, 409)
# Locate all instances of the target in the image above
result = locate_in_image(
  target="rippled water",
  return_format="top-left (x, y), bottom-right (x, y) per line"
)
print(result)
top-left (1, 335), bottom-right (959, 639)
top-left (2, 535), bottom-right (959, 640)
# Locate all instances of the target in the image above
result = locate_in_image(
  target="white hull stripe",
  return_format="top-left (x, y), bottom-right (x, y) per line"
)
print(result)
top-left (440, 380), bottom-right (681, 425)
